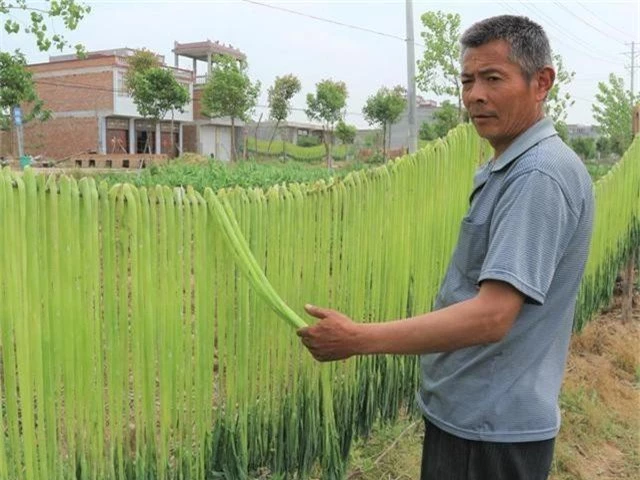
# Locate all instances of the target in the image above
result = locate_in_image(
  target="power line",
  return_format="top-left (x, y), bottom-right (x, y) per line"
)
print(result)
top-left (35, 78), bottom-right (369, 117)
top-left (553, 1), bottom-right (627, 45)
top-left (523, 3), bottom-right (625, 64)
top-left (576, 2), bottom-right (636, 42)
top-left (238, 0), bottom-right (425, 48)
top-left (503, 2), bottom-right (626, 67)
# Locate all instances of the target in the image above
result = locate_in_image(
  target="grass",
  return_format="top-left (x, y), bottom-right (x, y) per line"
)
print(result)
top-left (345, 294), bottom-right (640, 480)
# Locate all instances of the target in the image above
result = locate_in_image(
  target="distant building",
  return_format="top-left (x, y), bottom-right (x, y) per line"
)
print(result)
top-left (9, 40), bottom-right (248, 163)
top-left (566, 124), bottom-right (599, 140)
top-left (389, 96), bottom-right (440, 150)
top-left (249, 120), bottom-right (325, 145)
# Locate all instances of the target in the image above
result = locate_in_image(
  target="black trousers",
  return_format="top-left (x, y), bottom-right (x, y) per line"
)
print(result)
top-left (420, 419), bottom-right (555, 480)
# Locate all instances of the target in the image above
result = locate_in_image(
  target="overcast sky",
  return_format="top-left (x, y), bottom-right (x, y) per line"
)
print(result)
top-left (2, 1), bottom-right (639, 128)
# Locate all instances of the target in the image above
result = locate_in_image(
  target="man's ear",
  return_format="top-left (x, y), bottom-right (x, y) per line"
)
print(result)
top-left (536, 66), bottom-right (556, 102)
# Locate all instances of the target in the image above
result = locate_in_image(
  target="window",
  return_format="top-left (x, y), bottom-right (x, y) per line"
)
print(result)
top-left (116, 71), bottom-right (128, 97)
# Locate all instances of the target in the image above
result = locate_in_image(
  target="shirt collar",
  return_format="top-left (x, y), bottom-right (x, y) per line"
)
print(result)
top-left (489, 117), bottom-right (558, 173)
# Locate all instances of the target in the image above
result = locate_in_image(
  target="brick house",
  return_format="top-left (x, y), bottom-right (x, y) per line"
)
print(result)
top-left (13, 40), bottom-right (247, 163)
top-left (174, 40), bottom-right (246, 161)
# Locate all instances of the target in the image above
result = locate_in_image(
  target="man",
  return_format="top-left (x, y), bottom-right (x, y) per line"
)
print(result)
top-left (297, 15), bottom-right (594, 480)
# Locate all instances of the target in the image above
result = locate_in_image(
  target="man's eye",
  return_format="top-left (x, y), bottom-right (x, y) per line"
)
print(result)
top-left (461, 79), bottom-right (472, 85)
top-left (487, 76), bottom-right (500, 82)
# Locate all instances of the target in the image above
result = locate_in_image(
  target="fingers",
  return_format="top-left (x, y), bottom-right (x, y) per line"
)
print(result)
top-left (304, 303), bottom-right (332, 319)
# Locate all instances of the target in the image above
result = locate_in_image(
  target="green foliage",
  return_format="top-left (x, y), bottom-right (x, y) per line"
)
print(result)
top-left (305, 79), bottom-right (348, 128)
top-left (127, 67), bottom-right (189, 123)
top-left (96, 157), bottom-right (364, 191)
top-left (546, 53), bottom-right (575, 129)
top-left (592, 74), bottom-right (638, 155)
top-left (362, 85), bottom-right (406, 159)
top-left (555, 121), bottom-right (570, 143)
top-left (418, 100), bottom-right (459, 141)
top-left (201, 55), bottom-right (260, 123)
top-left (546, 53), bottom-right (575, 142)
top-left (247, 138), bottom-right (349, 162)
top-left (201, 55), bottom-right (260, 161)
top-left (571, 137), bottom-right (597, 161)
top-left (305, 79), bottom-right (348, 167)
top-left (0, 127), bottom-right (638, 478)
top-left (267, 74), bottom-right (301, 148)
top-left (268, 74), bottom-right (301, 123)
top-left (125, 48), bottom-right (161, 89)
top-left (584, 162), bottom-right (612, 181)
top-left (335, 120), bottom-right (357, 145)
top-left (596, 136), bottom-right (614, 156)
top-left (416, 11), bottom-right (462, 119)
top-left (0, 51), bottom-right (51, 129)
top-left (1, 0), bottom-right (89, 130)
top-left (296, 135), bottom-right (321, 147)
top-left (362, 131), bottom-right (381, 148)
top-left (1, 0), bottom-right (91, 54)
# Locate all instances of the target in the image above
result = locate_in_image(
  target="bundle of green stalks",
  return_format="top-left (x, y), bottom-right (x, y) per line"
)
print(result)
top-left (0, 126), bottom-right (637, 479)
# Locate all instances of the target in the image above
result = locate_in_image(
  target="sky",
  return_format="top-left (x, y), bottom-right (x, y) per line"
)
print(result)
top-left (2, 1), bottom-right (639, 128)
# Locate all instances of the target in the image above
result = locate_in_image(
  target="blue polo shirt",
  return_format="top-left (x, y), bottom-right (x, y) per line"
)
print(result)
top-left (418, 118), bottom-right (595, 442)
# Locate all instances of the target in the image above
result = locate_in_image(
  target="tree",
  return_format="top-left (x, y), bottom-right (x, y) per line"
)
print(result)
top-left (546, 53), bottom-right (575, 142)
top-left (362, 85), bottom-right (406, 162)
top-left (267, 74), bottom-right (301, 151)
top-left (0, 51), bottom-right (51, 131)
top-left (570, 137), bottom-right (596, 160)
top-left (125, 48), bottom-right (160, 86)
top-left (126, 51), bottom-right (189, 156)
top-left (418, 100), bottom-right (459, 141)
top-left (127, 67), bottom-right (189, 155)
top-left (592, 74), bottom-right (637, 155)
top-left (201, 55), bottom-right (260, 162)
top-left (305, 79), bottom-right (348, 168)
top-left (1, 0), bottom-right (91, 54)
top-left (416, 11), bottom-right (463, 121)
top-left (596, 135), bottom-right (614, 157)
top-left (335, 120), bottom-right (356, 145)
top-left (2, 0), bottom-right (90, 155)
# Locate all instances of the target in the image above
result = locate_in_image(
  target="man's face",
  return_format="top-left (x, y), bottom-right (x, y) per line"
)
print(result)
top-left (461, 39), bottom-right (550, 156)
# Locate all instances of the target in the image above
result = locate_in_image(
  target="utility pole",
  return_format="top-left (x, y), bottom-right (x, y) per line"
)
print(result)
top-left (623, 41), bottom-right (639, 98)
top-left (406, 0), bottom-right (418, 154)
top-left (631, 41), bottom-right (635, 98)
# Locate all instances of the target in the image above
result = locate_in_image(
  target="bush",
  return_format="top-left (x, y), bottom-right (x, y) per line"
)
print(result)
top-left (297, 135), bottom-right (321, 147)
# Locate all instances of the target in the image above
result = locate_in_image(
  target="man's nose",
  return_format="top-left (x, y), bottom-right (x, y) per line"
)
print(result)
top-left (465, 82), bottom-right (487, 104)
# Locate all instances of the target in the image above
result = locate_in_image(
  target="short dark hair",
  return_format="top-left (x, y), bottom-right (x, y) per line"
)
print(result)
top-left (460, 15), bottom-right (553, 80)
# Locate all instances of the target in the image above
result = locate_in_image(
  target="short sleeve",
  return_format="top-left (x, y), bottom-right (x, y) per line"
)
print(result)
top-left (478, 171), bottom-right (578, 305)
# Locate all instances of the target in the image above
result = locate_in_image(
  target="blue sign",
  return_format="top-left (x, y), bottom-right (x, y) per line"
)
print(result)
top-left (13, 106), bottom-right (22, 126)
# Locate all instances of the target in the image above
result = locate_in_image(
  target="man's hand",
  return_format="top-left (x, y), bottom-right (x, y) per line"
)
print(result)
top-left (296, 304), bottom-right (362, 362)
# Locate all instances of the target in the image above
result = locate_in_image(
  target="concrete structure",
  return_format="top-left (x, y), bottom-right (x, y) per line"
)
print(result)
top-left (389, 96), bottom-right (439, 150)
top-left (21, 48), bottom-right (193, 162)
top-left (249, 120), bottom-right (324, 145)
top-left (173, 40), bottom-right (246, 160)
top-left (566, 124), bottom-right (599, 140)
top-left (7, 41), bottom-right (249, 164)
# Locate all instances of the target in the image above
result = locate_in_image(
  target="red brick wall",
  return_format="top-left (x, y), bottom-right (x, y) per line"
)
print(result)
top-left (24, 117), bottom-right (99, 160)
top-left (0, 129), bottom-right (16, 158)
top-left (28, 56), bottom-right (122, 74)
top-left (34, 71), bottom-right (113, 112)
top-left (182, 124), bottom-right (198, 153)
top-left (193, 87), bottom-right (207, 120)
